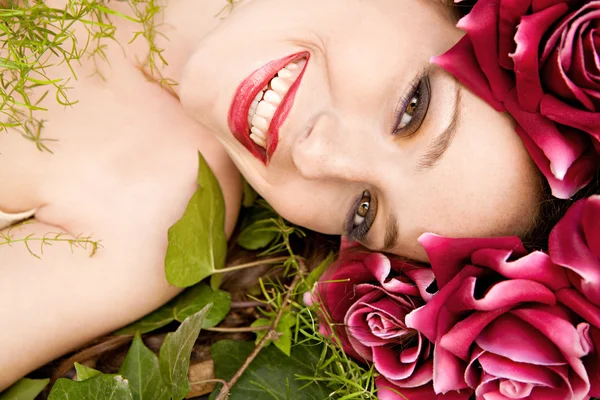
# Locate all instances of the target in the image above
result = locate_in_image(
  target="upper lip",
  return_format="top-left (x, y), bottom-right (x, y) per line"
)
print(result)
top-left (228, 52), bottom-right (309, 164)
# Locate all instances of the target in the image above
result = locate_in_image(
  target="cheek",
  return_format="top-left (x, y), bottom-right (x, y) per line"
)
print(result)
top-left (401, 92), bottom-right (541, 242)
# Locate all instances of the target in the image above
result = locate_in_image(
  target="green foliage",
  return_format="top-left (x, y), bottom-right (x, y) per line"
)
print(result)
top-left (116, 283), bottom-right (230, 335)
top-left (48, 375), bottom-right (133, 400)
top-left (0, 378), bottom-right (49, 400)
top-left (165, 152), bottom-right (227, 289)
top-left (251, 311), bottom-right (296, 357)
top-left (173, 282), bottom-right (231, 325)
top-left (1, 0), bottom-right (173, 151)
top-left (209, 340), bottom-right (329, 400)
top-left (158, 304), bottom-right (211, 400)
top-left (74, 362), bottom-right (102, 381)
top-left (48, 307), bottom-right (210, 400)
top-left (119, 333), bottom-right (170, 400)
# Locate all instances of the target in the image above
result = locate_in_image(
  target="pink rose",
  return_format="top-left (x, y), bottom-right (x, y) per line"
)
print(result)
top-left (550, 195), bottom-right (600, 307)
top-left (550, 195), bottom-right (600, 396)
top-left (434, 0), bottom-right (600, 199)
top-left (405, 234), bottom-right (595, 400)
top-left (308, 251), bottom-right (439, 399)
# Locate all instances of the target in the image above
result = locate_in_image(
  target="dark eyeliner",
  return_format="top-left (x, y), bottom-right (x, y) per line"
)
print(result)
top-left (393, 73), bottom-right (431, 137)
top-left (345, 191), bottom-right (377, 242)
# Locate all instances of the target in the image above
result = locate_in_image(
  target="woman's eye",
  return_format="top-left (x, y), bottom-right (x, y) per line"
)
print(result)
top-left (353, 191), bottom-right (371, 227)
top-left (393, 76), bottom-right (431, 136)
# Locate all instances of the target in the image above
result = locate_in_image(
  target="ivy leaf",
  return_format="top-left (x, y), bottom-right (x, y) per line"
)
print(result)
top-left (165, 152), bottom-right (227, 288)
top-left (159, 304), bottom-right (211, 400)
top-left (237, 207), bottom-right (279, 251)
top-left (173, 283), bottom-right (231, 328)
top-left (114, 301), bottom-right (176, 335)
top-left (237, 221), bottom-right (278, 250)
top-left (209, 340), bottom-right (328, 400)
top-left (48, 375), bottom-right (133, 400)
top-left (119, 333), bottom-right (170, 400)
top-left (74, 363), bottom-right (102, 381)
top-left (115, 283), bottom-right (230, 335)
top-left (0, 378), bottom-right (49, 400)
top-left (251, 312), bottom-right (297, 356)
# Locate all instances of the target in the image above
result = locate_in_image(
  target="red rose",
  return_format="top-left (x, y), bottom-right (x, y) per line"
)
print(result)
top-left (405, 234), bottom-right (595, 399)
top-left (433, 0), bottom-right (600, 199)
top-left (307, 251), bottom-right (439, 399)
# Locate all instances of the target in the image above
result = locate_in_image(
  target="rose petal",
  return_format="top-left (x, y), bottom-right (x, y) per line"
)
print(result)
top-left (512, 3), bottom-right (570, 112)
top-left (447, 277), bottom-right (556, 314)
top-left (514, 124), bottom-right (597, 199)
top-left (549, 197), bottom-right (600, 306)
top-left (373, 346), bottom-right (433, 386)
top-left (431, 36), bottom-right (505, 112)
top-left (457, 0), bottom-right (515, 101)
top-left (541, 94), bottom-right (600, 139)
top-left (510, 307), bottom-right (592, 359)
top-left (376, 377), bottom-right (452, 400)
top-left (477, 352), bottom-right (562, 387)
top-left (476, 313), bottom-right (567, 365)
top-left (498, 0), bottom-right (533, 69)
top-left (556, 288), bottom-right (600, 328)
top-left (363, 253), bottom-right (421, 297)
top-left (440, 308), bottom-right (507, 361)
top-left (471, 248), bottom-right (570, 290)
top-left (406, 266), bottom-right (486, 342)
top-left (417, 233), bottom-right (525, 289)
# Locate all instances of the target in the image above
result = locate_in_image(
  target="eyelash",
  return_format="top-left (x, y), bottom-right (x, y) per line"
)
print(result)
top-left (393, 74), bottom-right (431, 137)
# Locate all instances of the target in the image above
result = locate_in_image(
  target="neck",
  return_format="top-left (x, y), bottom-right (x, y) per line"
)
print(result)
top-left (142, 0), bottom-right (248, 91)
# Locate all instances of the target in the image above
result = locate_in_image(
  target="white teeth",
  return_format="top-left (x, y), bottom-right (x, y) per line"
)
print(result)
top-left (251, 114), bottom-right (269, 131)
top-left (250, 133), bottom-right (266, 148)
top-left (263, 90), bottom-right (282, 105)
top-left (277, 68), bottom-right (293, 79)
top-left (270, 77), bottom-right (291, 95)
top-left (255, 101), bottom-right (277, 120)
top-left (246, 59), bottom-right (306, 148)
top-left (251, 126), bottom-right (266, 140)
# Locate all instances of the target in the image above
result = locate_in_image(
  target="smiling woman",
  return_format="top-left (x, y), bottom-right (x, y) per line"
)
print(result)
top-left (0, 0), bottom-right (596, 394)
top-left (178, 0), bottom-right (541, 261)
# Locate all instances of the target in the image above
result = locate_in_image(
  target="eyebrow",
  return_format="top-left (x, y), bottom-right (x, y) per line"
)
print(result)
top-left (416, 84), bottom-right (462, 170)
top-left (379, 84), bottom-right (462, 252)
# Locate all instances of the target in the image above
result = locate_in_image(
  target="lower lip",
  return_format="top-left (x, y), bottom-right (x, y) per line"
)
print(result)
top-left (228, 52), bottom-right (309, 164)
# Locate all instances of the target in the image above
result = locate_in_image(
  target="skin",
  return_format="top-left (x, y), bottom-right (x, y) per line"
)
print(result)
top-left (0, 0), bottom-right (539, 389)
top-left (178, 0), bottom-right (541, 261)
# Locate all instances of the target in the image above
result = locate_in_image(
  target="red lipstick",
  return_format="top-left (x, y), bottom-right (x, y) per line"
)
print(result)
top-left (228, 52), bottom-right (309, 164)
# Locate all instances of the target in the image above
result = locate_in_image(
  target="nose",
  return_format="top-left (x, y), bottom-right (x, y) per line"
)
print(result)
top-left (291, 113), bottom-right (376, 182)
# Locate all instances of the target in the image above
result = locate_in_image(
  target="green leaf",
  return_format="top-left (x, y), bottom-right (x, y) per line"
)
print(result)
top-left (242, 179), bottom-right (258, 207)
top-left (251, 312), bottom-right (297, 357)
top-left (74, 363), bottom-right (102, 381)
top-left (209, 340), bottom-right (328, 400)
top-left (173, 283), bottom-right (231, 328)
top-left (48, 375), bottom-right (133, 400)
top-left (237, 222), bottom-right (278, 250)
top-left (0, 378), bottom-right (49, 400)
top-left (114, 302), bottom-right (176, 335)
top-left (237, 206), bottom-right (280, 251)
top-left (165, 152), bottom-right (227, 288)
top-left (119, 333), bottom-right (170, 400)
top-left (159, 304), bottom-right (211, 400)
top-left (303, 251), bottom-right (335, 293)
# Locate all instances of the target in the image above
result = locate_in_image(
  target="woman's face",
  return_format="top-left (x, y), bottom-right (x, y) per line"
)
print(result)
top-left (180, 0), bottom-right (540, 261)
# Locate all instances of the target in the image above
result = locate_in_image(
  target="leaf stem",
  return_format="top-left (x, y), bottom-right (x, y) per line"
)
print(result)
top-left (204, 326), bottom-right (270, 333)
top-left (215, 273), bottom-right (303, 400)
top-left (213, 256), bottom-right (288, 274)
